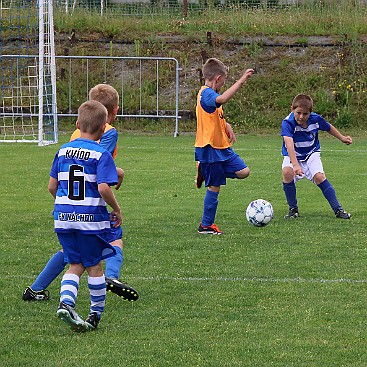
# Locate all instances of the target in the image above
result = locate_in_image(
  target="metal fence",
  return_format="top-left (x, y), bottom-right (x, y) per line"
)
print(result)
top-left (55, 55), bottom-right (181, 137)
top-left (55, 0), bottom-right (367, 17)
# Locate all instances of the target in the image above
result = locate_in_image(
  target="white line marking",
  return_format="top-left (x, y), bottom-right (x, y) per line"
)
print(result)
top-left (132, 276), bottom-right (367, 284)
top-left (14, 275), bottom-right (367, 284)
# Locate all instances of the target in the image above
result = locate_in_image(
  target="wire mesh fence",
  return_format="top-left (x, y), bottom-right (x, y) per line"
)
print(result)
top-left (54, 0), bottom-right (367, 18)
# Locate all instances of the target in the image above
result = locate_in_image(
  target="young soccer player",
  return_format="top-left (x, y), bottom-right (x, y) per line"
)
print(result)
top-left (281, 93), bottom-right (352, 219)
top-left (22, 84), bottom-right (138, 302)
top-left (195, 58), bottom-right (254, 235)
top-left (51, 100), bottom-right (121, 331)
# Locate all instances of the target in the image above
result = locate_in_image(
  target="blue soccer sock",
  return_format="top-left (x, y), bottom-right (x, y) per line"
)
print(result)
top-left (283, 181), bottom-right (298, 209)
top-left (318, 179), bottom-right (341, 212)
top-left (88, 275), bottom-right (106, 317)
top-left (31, 250), bottom-right (67, 291)
top-left (60, 273), bottom-right (79, 308)
top-left (201, 189), bottom-right (219, 227)
top-left (105, 246), bottom-right (123, 279)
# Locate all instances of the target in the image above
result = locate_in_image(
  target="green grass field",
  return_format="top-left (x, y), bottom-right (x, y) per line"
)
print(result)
top-left (1, 133), bottom-right (366, 366)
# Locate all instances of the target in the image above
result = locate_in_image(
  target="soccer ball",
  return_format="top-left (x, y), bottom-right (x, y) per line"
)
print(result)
top-left (246, 199), bottom-right (274, 227)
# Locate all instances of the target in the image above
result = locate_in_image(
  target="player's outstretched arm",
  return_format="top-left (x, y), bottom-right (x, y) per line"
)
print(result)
top-left (217, 68), bottom-right (254, 105)
top-left (283, 136), bottom-right (303, 177)
top-left (328, 124), bottom-right (353, 145)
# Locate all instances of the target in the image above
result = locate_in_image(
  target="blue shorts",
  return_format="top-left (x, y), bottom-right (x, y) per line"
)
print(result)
top-left (105, 221), bottom-right (123, 243)
top-left (200, 154), bottom-right (247, 187)
top-left (57, 232), bottom-right (117, 268)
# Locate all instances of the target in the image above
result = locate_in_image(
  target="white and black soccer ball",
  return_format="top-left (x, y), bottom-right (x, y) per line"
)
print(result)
top-left (246, 199), bottom-right (274, 227)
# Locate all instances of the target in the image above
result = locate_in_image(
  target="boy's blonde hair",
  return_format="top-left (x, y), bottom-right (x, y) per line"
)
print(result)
top-left (78, 100), bottom-right (108, 134)
top-left (202, 58), bottom-right (229, 81)
top-left (89, 83), bottom-right (119, 114)
top-left (292, 94), bottom-right (313, 112)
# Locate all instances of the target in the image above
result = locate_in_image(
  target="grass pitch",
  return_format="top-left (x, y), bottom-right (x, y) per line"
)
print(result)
top-left (0, 133), bottom-right (366, 367)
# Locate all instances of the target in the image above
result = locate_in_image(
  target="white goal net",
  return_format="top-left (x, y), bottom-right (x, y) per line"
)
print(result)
top-left (0, 0), bottom-right (58, 145)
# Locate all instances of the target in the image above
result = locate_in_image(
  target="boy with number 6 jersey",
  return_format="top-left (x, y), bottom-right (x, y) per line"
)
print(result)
top-left (281, 93), bottom-right (352, 219)
top-left (50, 100), bottom-right (121, 332)
top-left (23, 84), bottom-right (138, 303)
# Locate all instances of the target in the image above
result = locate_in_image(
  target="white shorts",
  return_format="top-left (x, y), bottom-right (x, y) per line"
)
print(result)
top-left (282, 152), bottom-right (324, 183)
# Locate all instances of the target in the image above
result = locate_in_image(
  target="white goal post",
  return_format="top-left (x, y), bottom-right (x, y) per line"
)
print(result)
top-left (0, 0), bottom-right (58, 146)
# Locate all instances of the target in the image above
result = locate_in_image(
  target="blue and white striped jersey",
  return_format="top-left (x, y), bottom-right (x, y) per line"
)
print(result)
top-left (50, 138), bottom-right (118, 234)
top-left (281, 111), bottom-right (331, 161)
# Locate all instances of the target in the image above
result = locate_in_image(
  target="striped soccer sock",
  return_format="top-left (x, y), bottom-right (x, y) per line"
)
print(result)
top-left (60, 273), bottom-right (79, 308)
top-left (88, 275), bottom-right (106, 317)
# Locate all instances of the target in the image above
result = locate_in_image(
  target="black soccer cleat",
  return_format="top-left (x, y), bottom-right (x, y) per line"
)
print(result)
top-left (335, 208), bottom-right (351, 219)
top-left (57, 302), bottom-right (88, 333)
top-left (284, 207), bottom-right (300, 219)
top-left (197, 223), bottom-right (223, 235)
top-left (85, 312), bottom-right (100, 331)
top-left (106, 277), bottom-right (139, 301)
top-left (22, 287), bottom-right (50, 301)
